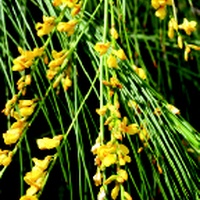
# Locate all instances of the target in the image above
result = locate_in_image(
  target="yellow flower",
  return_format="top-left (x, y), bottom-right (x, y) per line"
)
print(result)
top-left (20, 195), bottom-right (38, 200)
top-left (184, 45), bottom-right (191, 61)
top-left (151, 0), bottom-right (172, 20)
top-left (187, 44), bottom-right (200, 51)
top-left (26, 185), bottom-right (39, 196)
top-left (12, 47), bottom-right (44, 71)
top-left (97, 187), bottom-right (106, 200)
top-left (155, 6), bottom-right (166, 20)
top-left (48, 50), bottom-right (67, 68)
top-left (24, 167), bottom-right (44, 185)
top-left (138, 126), bottom-right (150, 143)
top-left (177, 35), bottom-right (183, 49)
top-left (132, 65), bottom-right (146, 80)
top-left (113, 49), bottom-right (127, 60)
top-left (178, 18), bottom-right (197, 35)
top-left (116, 169), bottom-right (128, 183)
top-left (2, 95), bottom-right (18, 116)
top-left (94, 42), bottom-right (110, 56)
top-left (166, 104), bottom-right (180, 114)
top-left (37, 135), bottom-right (63, 150)
top-left (109, 77), bottom-right (122, 89)
top-left (117, 144), bottom-right (131, 165)
top-left (19, 104), bottom-right (36, 117)
top-left (62, 75), bottom-right (72, 91)
top-left (35, 16), bottom-right (55, 37)
top-left (57, 20), bottom-right (78, 36)
top-left (93, 168), bottom-right (102, 186)
top-left (32, 156), bottom-right (51, 171)
top-left (52, 0), bottom-right (62, 6)
top-left (103, 154), bottom-right (117, 167)
top-left (96, 105), bottom-right (107, 116)
top-left (151, 0), bottom-right (172, 8)
top-left (168, 18), bottom-right (178, 39)
top-left (110, 27), bottom-right (119, 39)
top-left (2, 119), bottom-right (27, 144)
top-left (123, 191), bottom-right (132, 200)
top-left (71, 2), bottom-right (82, 16)
top-left (111, 184), bottom-right (120, 200)
top-left (94, 142), bottom-right (117, 168)
top-left (120, 117), bottom-right (139, 135)
top-left (0, 150), bottom-right (12, 166)
top-left (107, 55), bottom-right (118, 68)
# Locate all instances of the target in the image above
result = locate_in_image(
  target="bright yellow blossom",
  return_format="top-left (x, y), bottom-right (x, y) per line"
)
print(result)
top-left (155, 6), bottom-right (167, 20)
top-left (97, 187), bottom-right (106, 200)
top-left (35, 16), bottom-right (55, 37)
top-left (20, 195), bottom-right (38, 200)
top-left (62, 75), bottom-right (72, 91)
top-left (57, 20), bottom-right (78, 36)
top-left (93, 168), bottom-right (102, 186)
top-left (96, 105), bottom-right (107, 116)
top-left (107, 55), bottom-right (118, 68)
top-left (113, 49), bottom-right (127, 60)
top-left (177, 35), bottom-right (183, 49)
top-left (71, 2), bottom-right (82, 16)
top-left (168, 18), bottom-right (178, 39)
top-left (178, 18), bottom-right (197, 35)
top-left (151, 0), bottom-right (172, 20)
top-left (12, 47), bottom-right (44, 71)
top-left (37, 135), bottom-right (63, 150)
top-left (94, 42), bottom-right (110, 56)
top-left (123, 191), bottom-right (133, 200)
top-left (32, 156), bottom-right (52, 171)
top-left (110, 27), bottom-right (119, 39)
top-left (111, 184), bottom-right (120, 200)
top-left (0, 149), bottom-right (12, 166)
top-left (116, 169), bottom-right (128, 183)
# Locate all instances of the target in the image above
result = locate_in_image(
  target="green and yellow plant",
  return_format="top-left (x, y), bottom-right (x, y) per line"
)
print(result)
top-left (0, 0), bottom-right (200, 199)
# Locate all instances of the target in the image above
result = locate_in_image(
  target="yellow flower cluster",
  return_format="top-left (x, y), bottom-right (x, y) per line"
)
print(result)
top-left (168, 18), bottom-right (197, 39)
top-left (2, 99), bottom-right (37, 145)
top-left (12, 46), bottom-right (44, 72)
top-left (167, 17), bottom-right (198, 61)
top-left (52, 0), bottom-right (82, 17)
top-left (151, 0), bottom-right (172, 20)
top-left (20, 156), bottom-right (52, 200)
top-left (93, 96), bottom-right (134, 199)
top-left (12, 46), bottom-right (44, 96)
top-left (92, 141), bottom-right (131, 169)
top-left (46, 50), bottom-right (72, 91)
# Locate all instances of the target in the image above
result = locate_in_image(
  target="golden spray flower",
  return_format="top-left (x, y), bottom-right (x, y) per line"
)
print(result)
top-left (35, 16), bottom-right (55, 37)
top-left (178, 18), bottom-right (197, 35)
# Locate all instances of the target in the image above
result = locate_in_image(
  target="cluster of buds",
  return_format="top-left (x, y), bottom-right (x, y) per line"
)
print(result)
top-left (93, 92), bottom-right (135, 199)
top-left (2, 99), bottom-right (37, 145)
top-left (167, 17), bottom-right (198, 61)
top-left (20, 156), bottom-right (52, 200)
